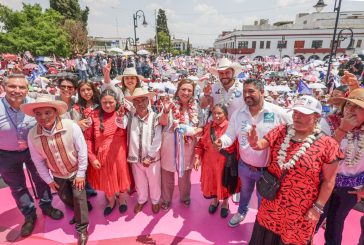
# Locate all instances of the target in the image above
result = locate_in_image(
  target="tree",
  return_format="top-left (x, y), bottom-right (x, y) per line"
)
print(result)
top-left (156, 9), bottom-right (171, 52)
top-left (0, 3), bottom-right (70, 57)
top-left (50, 0), bottom-right (89, 54)
top-left (186, 37), bottom-right (191, 55)
top-left (50, 0), bottom-right (89, 25)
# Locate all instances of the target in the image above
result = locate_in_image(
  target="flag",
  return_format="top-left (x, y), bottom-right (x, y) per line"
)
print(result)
top-left (28, 70), bottom-right (37, 84)
top-left (297, 80), bottom-right (312, 95)
top-left (37, 62), bottom-right (48, 76)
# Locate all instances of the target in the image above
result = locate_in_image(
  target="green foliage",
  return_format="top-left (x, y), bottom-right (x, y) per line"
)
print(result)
top-left (156, 9), bottom-right (171, 53)
top-left (62, 19), bottom-right (88, 54)
top-left (50, 0), bottom-right (89, 25)
top-left (157, 31), bottom-right (171, 53)
top-left (0, 3), bottom-right (70, 57)
top-left (186, 37), bottom-right (191, 55)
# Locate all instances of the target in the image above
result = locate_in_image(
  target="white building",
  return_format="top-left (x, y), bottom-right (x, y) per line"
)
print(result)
top-left (171, 38), bottom-right (191, 52)
top-left (88, 36), bottom-right (129, 52)
top-left (213, 7), bottom-right (364, 60)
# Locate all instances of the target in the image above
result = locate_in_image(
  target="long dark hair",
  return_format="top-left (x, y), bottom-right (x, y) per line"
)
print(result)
top-left (121, 76), bottom-right (142, 94)
top-left (212, 103), bottom-right (228, 118)
top-left (99, 89), bottom-right (120, 132)
top-left (77, 81), bottom-right (100, 112)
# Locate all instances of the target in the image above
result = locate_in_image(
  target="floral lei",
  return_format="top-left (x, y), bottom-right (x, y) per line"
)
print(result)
top-left (345, 125), bottom-right (364, 167)
top-left (219, 81), bottom-right (240, 108)
top-left (170, 99), bottom-right (199, 129)
top-left (277, 124), bottom-right (321, 170)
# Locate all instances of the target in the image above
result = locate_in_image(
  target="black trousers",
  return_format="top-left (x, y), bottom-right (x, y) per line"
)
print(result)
top-left (53, 176), bottom-right (88, 234)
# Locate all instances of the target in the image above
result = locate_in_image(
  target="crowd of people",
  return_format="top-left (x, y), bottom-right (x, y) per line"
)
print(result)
top-left (0, 52), bottom-right (364, 245)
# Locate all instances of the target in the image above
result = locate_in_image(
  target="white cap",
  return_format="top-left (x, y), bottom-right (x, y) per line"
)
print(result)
top-left (292, 95), bottom-right (322, 115)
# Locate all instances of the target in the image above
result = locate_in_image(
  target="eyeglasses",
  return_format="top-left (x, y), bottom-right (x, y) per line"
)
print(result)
top-left (60, 85), bottom-right (75, 90)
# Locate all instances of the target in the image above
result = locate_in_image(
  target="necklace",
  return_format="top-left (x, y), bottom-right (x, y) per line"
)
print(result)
top-left (219, 81), bottom-right (240, 108)
top-left (170, 100), bottom-right (199, 129)
top-left (345, 125), bottom-right (364, 167)
top-left (277, 124), bottom-right (321, 170)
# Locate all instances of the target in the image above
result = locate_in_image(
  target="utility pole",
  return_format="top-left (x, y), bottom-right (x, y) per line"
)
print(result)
top-left (155, 9), bottom-right (159, 55)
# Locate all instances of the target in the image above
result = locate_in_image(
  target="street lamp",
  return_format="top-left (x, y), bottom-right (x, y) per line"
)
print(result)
top-left (278, 36), bottom-right (286, 59)
top-left (313, 0), bottom-right (327, 13)
top-left (336, 28), bottom-right (355, 56)
top-left (325, 0), bottom-right (356, 84)
top-left (133, 10), bottom-right (148, 52)
top-left (125, 37), bottom-right (135, 51)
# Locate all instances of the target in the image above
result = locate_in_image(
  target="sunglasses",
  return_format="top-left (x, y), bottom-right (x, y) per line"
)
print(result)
top-left (60, 85), bottom-right (75, 90)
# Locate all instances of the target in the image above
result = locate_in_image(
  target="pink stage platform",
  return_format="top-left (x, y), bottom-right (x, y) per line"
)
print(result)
top-left (0, 170), bottom-right (361, 245)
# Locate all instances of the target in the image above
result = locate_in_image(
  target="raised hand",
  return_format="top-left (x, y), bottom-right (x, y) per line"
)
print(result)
top-left (247, 125), bottom-right (258, 148)
top-left (102, 58), bottom-right (112, 82)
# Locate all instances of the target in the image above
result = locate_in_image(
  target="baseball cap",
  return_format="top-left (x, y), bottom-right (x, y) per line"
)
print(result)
top-left (292, 95), bottom-right (322, 115)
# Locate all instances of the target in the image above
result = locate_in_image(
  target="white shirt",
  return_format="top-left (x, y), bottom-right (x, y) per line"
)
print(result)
top-left (220, 101), bottom-right (292, 167)
top-left (211, 80), bottom-right (245, 119)
top-left (116, 111), bottom-right (162, 163)
top-left (28, 122), bottom-right (88, 184)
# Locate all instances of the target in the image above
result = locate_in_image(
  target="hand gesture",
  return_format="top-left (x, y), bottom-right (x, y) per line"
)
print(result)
top-left (73, 177), bottom-right (85, 191)
top-left (193, 156), bottom-right (201, 171)
top-left (102, 58), bottom-right (112, 81)
top-left (203, 83), bottom-right (212, 96)
top-left (48, 181), bottom-right (59, 192)
top-left (213, 139), bottom-right (222, 150)
top-left (92, 159), bottom-right (101, 169)
top-left (247, 125), bottom-right (258, 148)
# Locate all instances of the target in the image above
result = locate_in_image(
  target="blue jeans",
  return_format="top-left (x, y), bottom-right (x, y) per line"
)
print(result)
top-left (78, 70), bottom-right (88, 81)
top-left (0, 149), bottom-right (52, 218)
top-left (237, 159), bottom-right (264, 215)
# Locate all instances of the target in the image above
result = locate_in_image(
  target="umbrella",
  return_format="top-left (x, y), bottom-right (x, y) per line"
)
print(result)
top-left (122, 50), bottom-right (135, 56)
top-left (23, 63), bottom-right (38, 70)
top-left (95, 51), bottom-right (106, 55)
top-left (108, 47), bottom-right (123, 53)
top-left (137, 49), bottom-right (150, 55)
top-left (308, 83), bottom-right (327, 89)
top-left (35, 57), bottom-right (52, 62)
top-left (303, 75), bottom-right (319, 83)
top-left (2, 53), bottom-right (18, 61)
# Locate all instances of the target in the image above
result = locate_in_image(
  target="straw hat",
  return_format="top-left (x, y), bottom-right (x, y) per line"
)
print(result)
top-left (124, 88), bottom-right (155, 101)
top-left (20, 96), bottom-right (68, 117)
top-left (116, 67), bottom-right (144, 81)
top-left (209, 58), bottom-right (241, 77)
top-left (328, 88), bottom-right (364, 109)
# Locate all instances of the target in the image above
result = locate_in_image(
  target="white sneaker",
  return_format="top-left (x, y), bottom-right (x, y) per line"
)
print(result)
top-left (228, 212), bottom-right (246, 227)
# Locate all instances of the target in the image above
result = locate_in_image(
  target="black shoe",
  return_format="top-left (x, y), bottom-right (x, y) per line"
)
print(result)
top-left (220, 206), bottom-right (229, 218)
top-left (103, 205), bottom-right (115, 216)
top-left (86, 190), bottom-right (97, 198)
top-left (208, 202), bottom-right (220, 214)
top-left (87, 201), bottom-right (93, 211)
top-left (42, 206), bottom-right (64, 220)
top-left (183, 199), bottom-right (191, 206)
top-left (78, 231), bottom-right (88, 245)
top-left (119, 204), bottom-right (128, 213)
top-left (69, 216), bottom-right (76, 225)
top-left (21, 215), bottom-right (37, 237)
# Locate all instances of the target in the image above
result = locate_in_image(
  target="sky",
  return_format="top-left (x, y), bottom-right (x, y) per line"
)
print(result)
top-left (1, 0), bottom-right (363, 48)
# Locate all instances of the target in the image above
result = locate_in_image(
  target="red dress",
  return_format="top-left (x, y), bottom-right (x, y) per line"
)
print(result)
top-left (195, 120), bottom-right (238, 200)
top-left (256, 125), bottom-right (343, 245)
top-left (84, 109), bottom-right (131, 197)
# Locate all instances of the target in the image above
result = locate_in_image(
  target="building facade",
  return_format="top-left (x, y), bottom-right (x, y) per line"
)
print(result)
top-left (213, 9), bottom-right (364, 60)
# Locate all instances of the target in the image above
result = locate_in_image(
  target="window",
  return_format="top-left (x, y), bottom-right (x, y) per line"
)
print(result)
top-left (238, 41), bottom-right (248, 48)
top-left (266, 41), bottom-right (271, 49)
top-left (252, 41), bottom-right (256, 49)
top-left (357, 40), bottom-right (362, 48)
top-left (260, 41), bottom-right (264, 49)
top-left (311, 40), bottom-right (323, 48)
top-left (294, 40), bottom-right (305, 49)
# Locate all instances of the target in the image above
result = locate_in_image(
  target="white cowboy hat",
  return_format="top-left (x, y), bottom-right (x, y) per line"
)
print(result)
top-left (20, 96), bottom-right (68, 117)
top-left (116, 67), bottom-right (144, 81)
top-left (124, 88), bottom-right (155, 101)
top-left (209, 58), bottom-right (242, 77)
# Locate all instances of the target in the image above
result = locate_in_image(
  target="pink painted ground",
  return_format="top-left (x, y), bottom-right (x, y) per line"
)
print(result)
top-left (0, 170), bottom-right (361, 245)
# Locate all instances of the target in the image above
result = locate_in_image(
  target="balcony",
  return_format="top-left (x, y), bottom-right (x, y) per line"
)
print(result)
top-left (294, 48), bottom-right (346, 54)
top-left (220, 48), bottom-right (255, 54)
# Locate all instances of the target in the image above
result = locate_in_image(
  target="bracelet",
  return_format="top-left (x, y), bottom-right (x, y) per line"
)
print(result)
top-left (312, 202), bottom-right (324, 214)
top-left (337, 127), bottom-right (348, 134)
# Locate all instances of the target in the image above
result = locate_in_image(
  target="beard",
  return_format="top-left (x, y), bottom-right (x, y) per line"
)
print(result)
top-left (220, 77), bottom-right (234, 86)
top-left (244, 96), bottom-right (260, 106)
